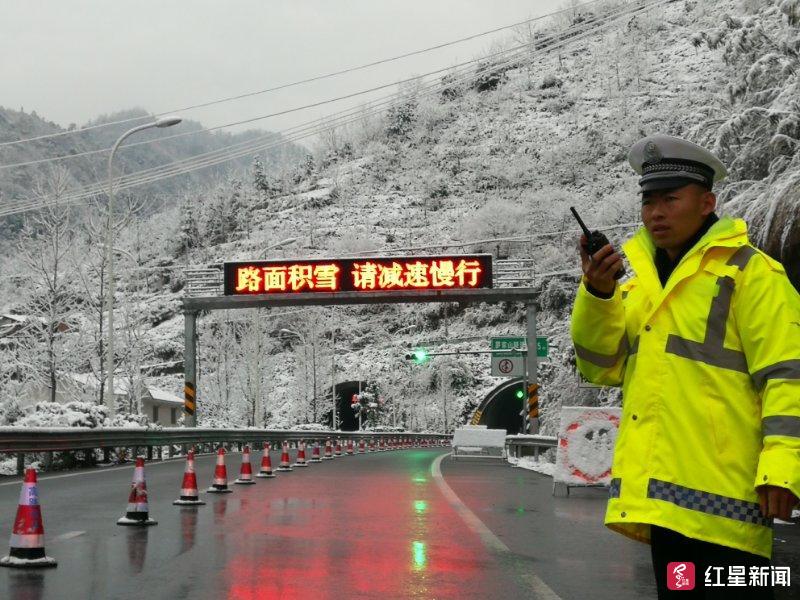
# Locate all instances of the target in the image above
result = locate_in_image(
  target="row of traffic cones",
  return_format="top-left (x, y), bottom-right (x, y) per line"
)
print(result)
top-left (0, 437), bottom-right (446, 567)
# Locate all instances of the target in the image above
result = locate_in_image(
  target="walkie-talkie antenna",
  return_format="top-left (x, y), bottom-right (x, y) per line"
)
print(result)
top-left (569, 206), bottom-right (591, 237)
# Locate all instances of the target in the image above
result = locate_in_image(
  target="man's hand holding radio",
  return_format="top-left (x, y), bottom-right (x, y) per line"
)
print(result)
top-left (579, 234), bottom-right (624, 296)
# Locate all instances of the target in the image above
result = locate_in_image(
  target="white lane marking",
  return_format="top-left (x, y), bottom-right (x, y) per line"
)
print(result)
top-left (50, 530), bottom-right (85, 543)
top-left (431, 452), bottom-right (563, 600)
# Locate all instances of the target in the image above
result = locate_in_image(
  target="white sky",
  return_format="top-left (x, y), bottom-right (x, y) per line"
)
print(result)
top-left (2, 0), bottom-right (567, 137)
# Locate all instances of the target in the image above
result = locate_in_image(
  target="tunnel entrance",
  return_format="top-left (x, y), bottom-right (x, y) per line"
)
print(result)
top-left (322, 381), bottom-right (369, 431)
top-left (471, 377), bottom-right (525, 434)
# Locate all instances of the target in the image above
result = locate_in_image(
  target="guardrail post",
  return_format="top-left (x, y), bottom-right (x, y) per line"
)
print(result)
top-left (43, 451), bottom-right (53, 470)
top-left (102, 448), bottom-right (110, 463)
top-left (16, 453), bottom-right (24, 475)
top-left (147, 446), bottom-right (153, 461)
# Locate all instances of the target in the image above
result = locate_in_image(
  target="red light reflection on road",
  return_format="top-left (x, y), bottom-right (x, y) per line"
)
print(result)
top-left (223, 454), bottom-right (493, 599)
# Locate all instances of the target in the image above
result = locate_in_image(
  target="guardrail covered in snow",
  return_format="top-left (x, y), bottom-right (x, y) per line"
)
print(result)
top-left (0, 428), bottom-right (451, 454)
top-left (505, 434), bottom-right (558, 460)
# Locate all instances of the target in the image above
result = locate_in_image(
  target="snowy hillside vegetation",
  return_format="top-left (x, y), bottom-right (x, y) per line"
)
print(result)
top-left (1, 0), bottom-right (798, 437)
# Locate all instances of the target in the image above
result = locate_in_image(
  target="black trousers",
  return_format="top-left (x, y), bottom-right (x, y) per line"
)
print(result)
top-left (650, 525), bottom-right (775, 599)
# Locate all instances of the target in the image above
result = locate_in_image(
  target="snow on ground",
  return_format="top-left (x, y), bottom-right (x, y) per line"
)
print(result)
top-left (508, 454), bottom-right (555, 477)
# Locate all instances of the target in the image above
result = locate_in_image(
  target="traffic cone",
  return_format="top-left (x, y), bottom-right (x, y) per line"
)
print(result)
top-left (323, 439), bottom-right (334, 460)
top-left (276, 441), bottom-right (293, 472)
top-left (345, 439), bottom-right (355, 455)
top-left (256, 443), bottom-right (276, 478)
top-left (235, 446), bottom-right (256, 484)
top-left (357, 440), bottom-right (366, 454)
top-left (368, 439), bottom-right (375, 452)
top-left (294, 441), bottom-right (309, 467)
top-left (310, 441), bottom-right (322, 462)
top-left (0, 469), bottom-right (57, 568)
top-left (117, 457), bottom-right (157, 526)
top-left (173, 450), bottom-right (205, 505)
top-left (207, 448), bottom-right (233, 493)
top-left (334, 439), bottom-right (343, 456)
top-left (378, 438), bottom-right (386, 452)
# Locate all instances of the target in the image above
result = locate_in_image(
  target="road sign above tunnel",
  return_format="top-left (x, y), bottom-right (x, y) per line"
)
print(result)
top-left (224, 255), bottom-right (493, 296)
top-left (490, 336), bottom-right (549, 364)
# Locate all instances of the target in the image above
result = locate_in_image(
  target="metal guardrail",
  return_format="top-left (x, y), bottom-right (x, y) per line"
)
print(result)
top-left (0, 428), bottom-right (451, 454)
top-left (505, 434), bottom-right (558, 460)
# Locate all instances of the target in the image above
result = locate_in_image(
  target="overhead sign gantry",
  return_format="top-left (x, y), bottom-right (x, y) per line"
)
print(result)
top-left (182, 253), bottom-right (539, 433)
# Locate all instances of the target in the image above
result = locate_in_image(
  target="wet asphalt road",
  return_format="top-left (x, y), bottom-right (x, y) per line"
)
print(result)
top-left (0, 449), bottom-right (797, 599)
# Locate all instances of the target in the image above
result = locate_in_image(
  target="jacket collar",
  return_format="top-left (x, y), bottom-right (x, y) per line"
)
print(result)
top-left (622, 216), bottom-right (750, 317)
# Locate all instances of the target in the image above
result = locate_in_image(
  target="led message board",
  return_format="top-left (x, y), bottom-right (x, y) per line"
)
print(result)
top-left (223, 255), bottom-right (493, 295)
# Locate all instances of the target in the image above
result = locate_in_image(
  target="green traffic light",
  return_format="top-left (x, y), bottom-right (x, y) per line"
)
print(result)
top-left (515, 389), bottom-right (525, 399)
top-left (412, 349), bottom-right (429, 364)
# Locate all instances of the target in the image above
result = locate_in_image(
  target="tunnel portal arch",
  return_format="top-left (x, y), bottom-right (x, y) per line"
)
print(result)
top-left (470, 377), bottom-right (525, 434)
top-left (322, 380), bottom-right (369, 431)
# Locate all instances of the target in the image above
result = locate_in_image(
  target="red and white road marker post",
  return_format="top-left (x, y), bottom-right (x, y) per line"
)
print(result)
top-left (1, 469), bottom-right (57, 568)
top-left (207, 448), bottom-right (233, 494)
top-left (234, 446), bottom-right (256, 484)
top-left (117, 457), bottom-right (157, 526)
top-left (173, 449), bottom-right (205, 505)
top-left (256, 443), bottom-right (276, 478)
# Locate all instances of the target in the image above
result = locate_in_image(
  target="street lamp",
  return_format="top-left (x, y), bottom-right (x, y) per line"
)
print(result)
top-left (105, 116), bottom-right (181, 416)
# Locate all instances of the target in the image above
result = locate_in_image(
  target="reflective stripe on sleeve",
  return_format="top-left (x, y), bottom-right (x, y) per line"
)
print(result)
top-left (575, 335), bottom-right (630, 368)
top-left (762, 415), bottom-right (800, 438)
top-left (751, 359), bottom-right (800, 391)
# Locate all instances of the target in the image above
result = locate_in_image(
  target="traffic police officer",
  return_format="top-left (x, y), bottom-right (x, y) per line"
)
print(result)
top-left (570, 134), bottom-right (800, 598)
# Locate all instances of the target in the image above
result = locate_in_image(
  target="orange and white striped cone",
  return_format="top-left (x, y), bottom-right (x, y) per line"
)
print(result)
top-left (334, 440), bottom-right (343, 456)
top-left (378, 438), bottom-right (386, 452)
top-left (173, 450), bottom-right (205, 505)
top-left (357, 440), bottom-right (366, 454)
top-left (235, 446), bottom-right (256, 484)
top-left (117, 457), bottom-right (157, 526)
top-left (207, 448), bottom-right (233, 493)
top-left (368, 439), bottom-right (375, 452)
top-left (310, 441), bottom-right (322, 462)
top-left (256, 443), bottom-right (276, 478)
top-left (322, 439), bottom-right (334, 460)
top-left (345, 439), bottom-right (354, 455)
top-left (0, 469), bottom-right (57, 568)
top-left (276, 441), bottom-right (293, 472)
top-left (294, 441), bottom-right (309, 467)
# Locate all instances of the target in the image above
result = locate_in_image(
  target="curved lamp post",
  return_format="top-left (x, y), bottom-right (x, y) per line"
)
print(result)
top-left (105, 116), bottom-right (181, 416)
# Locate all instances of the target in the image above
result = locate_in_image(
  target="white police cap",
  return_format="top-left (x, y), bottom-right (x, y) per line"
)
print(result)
top-left (628, 134), bottom-right (727, 192)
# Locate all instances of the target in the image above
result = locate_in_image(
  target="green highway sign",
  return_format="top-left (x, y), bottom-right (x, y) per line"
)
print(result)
top-left (490, 336), bottom-right (549, 358)
top-left (536, 337), bottom-right (548, 358)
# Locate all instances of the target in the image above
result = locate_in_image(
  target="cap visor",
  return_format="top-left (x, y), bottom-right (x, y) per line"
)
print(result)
top-left (639, 177), bottom-right (701, 193)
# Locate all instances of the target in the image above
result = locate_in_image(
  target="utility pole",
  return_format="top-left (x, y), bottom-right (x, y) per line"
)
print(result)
top-left (441, 361), bottom-right (448, 433)
top-left (331, 329), bottom-right (337, 430)
top-left (312, 319), bottom-right (318, 423)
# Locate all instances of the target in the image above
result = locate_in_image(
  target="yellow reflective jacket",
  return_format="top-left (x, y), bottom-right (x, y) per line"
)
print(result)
top-left (570, 216), bottom-right (800, 559)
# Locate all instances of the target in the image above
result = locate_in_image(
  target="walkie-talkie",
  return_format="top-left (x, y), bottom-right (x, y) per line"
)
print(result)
top-left (570, 206), bottom-right (625, 280)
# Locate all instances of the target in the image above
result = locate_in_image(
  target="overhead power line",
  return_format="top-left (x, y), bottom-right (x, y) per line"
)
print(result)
top-left (0, 0), bottom-right (625, 172)
top-left (0, 0), bottom-right (608, 149)
top-left (0, 0), bottom-right (639, 176)
top-left (0, 0), bottom-right (667, 218)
